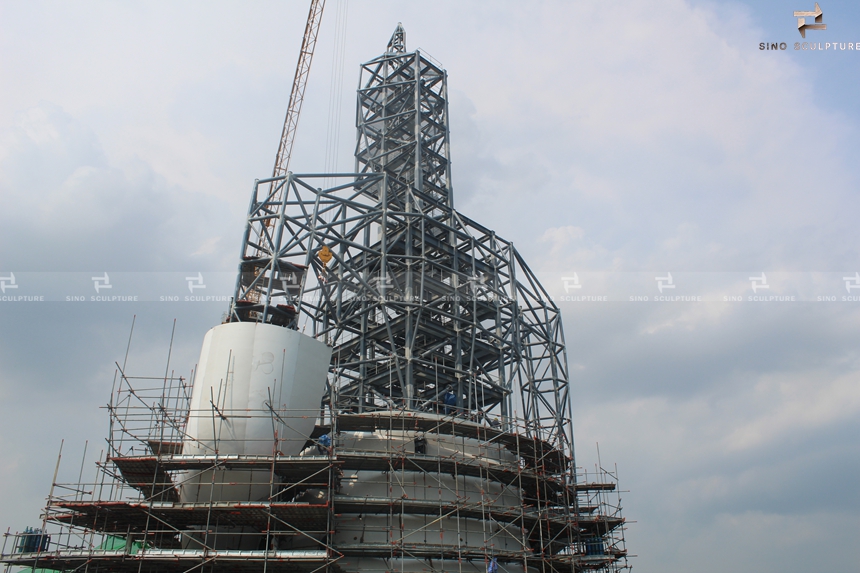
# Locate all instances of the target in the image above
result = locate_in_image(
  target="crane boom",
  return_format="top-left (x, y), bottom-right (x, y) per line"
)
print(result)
top-left (273, 0), bottom-right (326, 178)
top-left (236, 0), bottom-right (326, 312)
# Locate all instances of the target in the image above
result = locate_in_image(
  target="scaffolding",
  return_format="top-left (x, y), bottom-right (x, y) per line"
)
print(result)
top-left (1, 24), bottom-right (630, 573)
top-left (2, 360), bottom-right (628, 573)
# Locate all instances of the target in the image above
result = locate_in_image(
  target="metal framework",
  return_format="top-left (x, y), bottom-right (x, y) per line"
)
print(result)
top-left (244, 0), bottom-right (326, 305)
top-left (1, 25), bottom-right (631, 573)
top-left (231, 27), bottom-right (572, 456)
top-left (1, 361), bottom-right (628, 573)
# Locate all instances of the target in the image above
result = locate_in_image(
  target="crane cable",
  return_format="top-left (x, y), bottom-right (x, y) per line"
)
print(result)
top-left (324, 0), bottom-right (349, 185)
top-left (298, 0), bottom-right (349, 335)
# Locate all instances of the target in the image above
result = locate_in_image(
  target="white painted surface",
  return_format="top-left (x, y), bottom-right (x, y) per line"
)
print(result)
top-left (181, 322), bottom-right (331, 507)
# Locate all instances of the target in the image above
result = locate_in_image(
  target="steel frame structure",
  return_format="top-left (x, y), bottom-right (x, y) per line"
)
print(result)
top-left (1, 25), bottom-right (631, 573)
top-left (231, 27), bottom-right (573, 456)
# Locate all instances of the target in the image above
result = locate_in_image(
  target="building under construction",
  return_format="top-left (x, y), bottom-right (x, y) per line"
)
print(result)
top-left (1, 23), bottom-right (629, 573)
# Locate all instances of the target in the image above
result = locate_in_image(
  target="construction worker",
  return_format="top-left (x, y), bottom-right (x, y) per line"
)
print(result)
top-left (443, 385), bottom-right (457, 415)
top-left (414, 433), bottom-right (427, 455)
top-left (316, 433), bottom-right (332, 454)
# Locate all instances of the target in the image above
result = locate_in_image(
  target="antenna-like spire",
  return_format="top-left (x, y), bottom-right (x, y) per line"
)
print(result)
top-left (387, 22), bottom-right (406, 53)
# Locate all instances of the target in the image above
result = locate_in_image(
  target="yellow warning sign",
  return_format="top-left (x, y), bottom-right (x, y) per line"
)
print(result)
top-left (318, 245), bottom-right (333, 265)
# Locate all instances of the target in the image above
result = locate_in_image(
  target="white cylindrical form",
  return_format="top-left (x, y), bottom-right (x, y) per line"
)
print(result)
top-left (180, 322), bottom-right (331, 510)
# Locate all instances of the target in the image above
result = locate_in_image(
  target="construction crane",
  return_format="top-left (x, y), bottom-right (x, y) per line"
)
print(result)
top-left (238, 0), bottom-right (326, 311)
top-left (271, 0), bottom-right (326, 180)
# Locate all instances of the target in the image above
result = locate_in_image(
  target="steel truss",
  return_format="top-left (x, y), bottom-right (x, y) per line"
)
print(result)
top-left (231, 28), bottom-right (572, 457)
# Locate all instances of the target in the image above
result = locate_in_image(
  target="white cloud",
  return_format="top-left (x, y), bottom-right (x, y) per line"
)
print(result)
top-left (0, 102), bottom-right (239, 271)
top-left (445, 1), bottom-right (858, 271)
top-left (724, 369), bottom-right (860, 451)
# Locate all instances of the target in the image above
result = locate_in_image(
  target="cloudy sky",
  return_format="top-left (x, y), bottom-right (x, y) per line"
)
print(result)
top-left (1, 1), bottom-right (859, 571)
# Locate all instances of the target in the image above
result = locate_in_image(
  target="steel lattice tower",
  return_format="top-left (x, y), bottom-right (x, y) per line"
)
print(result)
top-left (230, 24), bottom-right (573, 456)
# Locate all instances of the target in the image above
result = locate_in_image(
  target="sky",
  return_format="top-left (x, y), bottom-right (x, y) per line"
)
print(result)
top-left (1, 1), bottom-right (859, 572)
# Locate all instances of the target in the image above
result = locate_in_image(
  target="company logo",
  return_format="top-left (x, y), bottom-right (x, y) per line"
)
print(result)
top-left (795, 3), bottom-right (826, 38)
top-left (92, 273), bottom-right (112, 293)
top-left (760, 3), bottom-right (857, 51)
top-left (0, 272), bottom-right (18, 294)
top-left (655, 273), bottom-right (675, 293)
top-left (749, 273), bottom-right (769, 293)
top-left (843, 272), bottom-right (860, 293)
top-left (561, 274), bottom-right (582, 293)
top-left (468, 274), bottom-right (489, 295)
top-left (370, 272), bottom-right (393, 292)
top-left (280, 271), bottom-right (301, 295)
top-left (186, 272), bottom-right (206, 293)
top-left (558, 273), bottom-right (606, 302)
